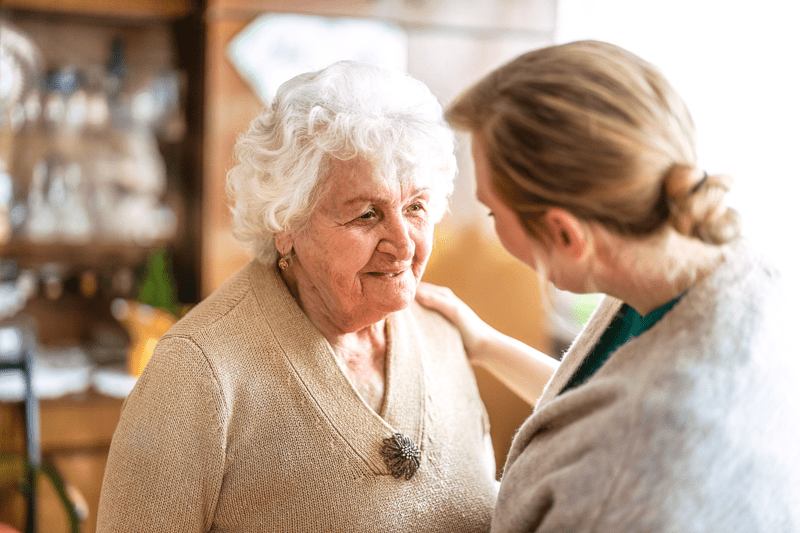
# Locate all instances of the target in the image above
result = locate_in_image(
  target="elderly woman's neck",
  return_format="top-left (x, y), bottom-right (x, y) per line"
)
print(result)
top-left (315, 316), bottom-right (389, 414)
top-left (593, 229), bottom-right (727, 316)
top-left (280, 264), bottom-right (389, 411)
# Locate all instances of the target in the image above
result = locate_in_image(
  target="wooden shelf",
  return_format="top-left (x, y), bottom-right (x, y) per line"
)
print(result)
top-left (40, 390), bottom-right (125, 450)
top-left (3, 0), bottom-right (193, 20)
top-left (1, 390), bottom-right (125, 533)
top-left (206, 0), bottom-right (556, 34)
top-left (1, 239), bottom-right (166, 270)
top-left (0, 390), bottom-right (125, 452)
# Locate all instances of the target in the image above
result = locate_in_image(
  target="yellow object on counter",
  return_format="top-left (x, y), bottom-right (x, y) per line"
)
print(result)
top-left (111, 299), bottom-right (177, 377)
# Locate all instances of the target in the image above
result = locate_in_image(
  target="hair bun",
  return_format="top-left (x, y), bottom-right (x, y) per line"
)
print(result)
top-left (664, 165), bottom-right (741, 244)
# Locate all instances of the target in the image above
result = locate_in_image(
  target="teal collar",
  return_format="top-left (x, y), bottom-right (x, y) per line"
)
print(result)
top-left (560, 294), bottom-right (682, 394)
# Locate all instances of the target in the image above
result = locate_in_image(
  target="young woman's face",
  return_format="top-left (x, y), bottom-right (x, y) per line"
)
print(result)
top-left (288, 157), bottom-right (435, 333)
top-left (472, 135), bottom-right (538, 269)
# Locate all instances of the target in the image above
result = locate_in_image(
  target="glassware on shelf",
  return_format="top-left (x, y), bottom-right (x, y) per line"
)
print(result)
top-left (0, 259), bottom-right (36, 321)
top-left (0, 20), bottom-right (42, 121)
top-left (1, 20), bottom-right (42, 247)
top-left (59, 162), bottom-right (93, 243)
top-left (25, 157), bottom-right (58, 241)
top-left (14, 58), bottom-right (179, 247)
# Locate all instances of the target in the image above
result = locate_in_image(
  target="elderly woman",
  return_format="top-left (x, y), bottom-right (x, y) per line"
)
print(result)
top-left (417, 41), bottom-right (799, 532)
top-left (97, 61), bottom-right (497, 532)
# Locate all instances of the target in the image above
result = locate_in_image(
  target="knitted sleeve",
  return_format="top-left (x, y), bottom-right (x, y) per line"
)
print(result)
top-left (97, 335), bottom-right (227, 532)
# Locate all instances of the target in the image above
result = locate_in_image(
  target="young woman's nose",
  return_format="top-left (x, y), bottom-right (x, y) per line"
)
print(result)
top-left (377, 215), bottom-right (414, 262)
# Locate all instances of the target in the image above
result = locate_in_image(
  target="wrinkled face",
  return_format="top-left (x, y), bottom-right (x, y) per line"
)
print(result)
top-left (472, 135), bottom-right (537, 269)
top-left (289, 157), bottom-right (435, 333)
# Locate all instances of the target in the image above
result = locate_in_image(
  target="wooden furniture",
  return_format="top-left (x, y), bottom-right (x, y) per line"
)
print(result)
top-left (1, 0), bottom-right (191, 20)
top-left (1, 392), bottom-right (124, 533)
top-left (2, 2), bottom-right (205, 308)
top-left (1, 1), bottom-right (203, 530)
top-left (203, 0), bottom-right (558, 476)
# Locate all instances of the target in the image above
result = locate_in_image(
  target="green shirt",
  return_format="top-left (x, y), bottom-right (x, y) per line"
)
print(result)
top-left (560, 296), bottom-right (681, 394)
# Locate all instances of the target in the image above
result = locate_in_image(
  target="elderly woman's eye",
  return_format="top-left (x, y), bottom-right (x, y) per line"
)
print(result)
top-left (359, 209), bottom-right (377, 220)
top-left (407, 202), bottom-right (424, 213)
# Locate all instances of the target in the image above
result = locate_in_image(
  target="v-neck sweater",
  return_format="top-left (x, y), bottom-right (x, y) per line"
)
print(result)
top-left (98, 260), bottom-right (497, 532)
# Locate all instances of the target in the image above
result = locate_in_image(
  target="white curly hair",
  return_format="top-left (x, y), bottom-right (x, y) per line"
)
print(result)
top-left (226, 60), bottom-right (457, 264)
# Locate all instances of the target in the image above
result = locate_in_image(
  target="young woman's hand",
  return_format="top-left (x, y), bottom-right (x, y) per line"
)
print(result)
top-left (415, 281), bottom-right (492, 359)
top-left (416, 281), bottom-right (558, 406)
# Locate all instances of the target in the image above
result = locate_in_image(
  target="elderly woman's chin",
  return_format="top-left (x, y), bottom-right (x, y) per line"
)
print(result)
top-left (355, 268), bottom-right (421, 323)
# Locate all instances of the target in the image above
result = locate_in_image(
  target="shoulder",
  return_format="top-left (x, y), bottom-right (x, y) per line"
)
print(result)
top-left (127, 335), bottom-right (226, 416)
top-left (404, 300), bottom-right (465, 350)
top-left (161, 260), bottom-right (296, 360)
top-left (668, 239), bottom-right (786, 357)
top-left (394, 302), bottom-right (475, 384)
top-left (495, 373), bottom-right (632, 531)
top-left (701, 239), bottom-right (782, 321)
top-left (407, 299), bottom-right (461, 330)
top-left (166, 260), bottom-right (262, 340)
top-left (149, 259), bottom-right (300, 397)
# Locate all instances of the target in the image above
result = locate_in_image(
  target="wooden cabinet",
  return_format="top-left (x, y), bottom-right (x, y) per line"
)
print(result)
top-left (2, 0), bottom-right (191, 20)
top-left (1, 392), bottom-right (124, 533)
top-left (2, 3), bottom-right (205, 308)
top-left (1, 1), bottom-right (204, 530)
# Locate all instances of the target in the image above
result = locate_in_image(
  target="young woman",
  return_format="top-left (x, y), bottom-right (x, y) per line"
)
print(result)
top-left (418, 40), bottom-right (799, 532)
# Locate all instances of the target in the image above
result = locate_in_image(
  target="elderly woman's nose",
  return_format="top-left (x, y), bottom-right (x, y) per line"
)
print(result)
top-left (377, 218), bottom-right (415, 260)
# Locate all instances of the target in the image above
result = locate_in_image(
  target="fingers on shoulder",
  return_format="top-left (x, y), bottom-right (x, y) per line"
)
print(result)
top-left (417, 281), bottom-right (457, 299)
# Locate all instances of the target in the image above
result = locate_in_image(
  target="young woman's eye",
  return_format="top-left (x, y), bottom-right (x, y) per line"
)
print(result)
top-left (488, 211), bottom-right (495, 217)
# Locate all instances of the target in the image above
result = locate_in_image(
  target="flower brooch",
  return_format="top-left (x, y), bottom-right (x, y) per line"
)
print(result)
top-left (381, 432), bottom-right (421, 480)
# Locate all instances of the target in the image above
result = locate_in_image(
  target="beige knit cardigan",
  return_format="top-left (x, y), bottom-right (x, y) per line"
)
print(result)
top-left (492, 241), bottom-right (800, 532)
top-left (97, 261), bottom-right (497, 532)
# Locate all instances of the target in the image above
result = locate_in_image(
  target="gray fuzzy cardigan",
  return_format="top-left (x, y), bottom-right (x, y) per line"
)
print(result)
top-left (493, 241), bottom-right (800, 532)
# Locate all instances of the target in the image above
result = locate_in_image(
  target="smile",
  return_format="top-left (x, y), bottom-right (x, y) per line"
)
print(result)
top-left (368, 270), bottom-right (404, 278)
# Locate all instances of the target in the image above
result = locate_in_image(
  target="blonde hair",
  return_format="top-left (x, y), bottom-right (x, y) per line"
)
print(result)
top-left (227, 61), bottom-right (456, 263)
top-left (446, 40), bottom-right (739, 245)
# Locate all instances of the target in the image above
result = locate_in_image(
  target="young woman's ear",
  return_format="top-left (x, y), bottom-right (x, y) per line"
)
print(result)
top-left (542, 208), bottom-right (589, 261)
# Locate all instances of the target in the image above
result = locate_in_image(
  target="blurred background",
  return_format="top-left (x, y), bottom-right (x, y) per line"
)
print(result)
top-left (0, 0), bottom-right (797, 531)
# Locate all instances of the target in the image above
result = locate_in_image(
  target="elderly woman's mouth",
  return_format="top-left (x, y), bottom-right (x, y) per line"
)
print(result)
top-left (367, 270), bottom-right (406, 278)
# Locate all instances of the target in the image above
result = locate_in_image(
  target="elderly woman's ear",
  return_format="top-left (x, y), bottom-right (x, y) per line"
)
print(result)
top-left (274, 231), bottom-right (293, 256)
